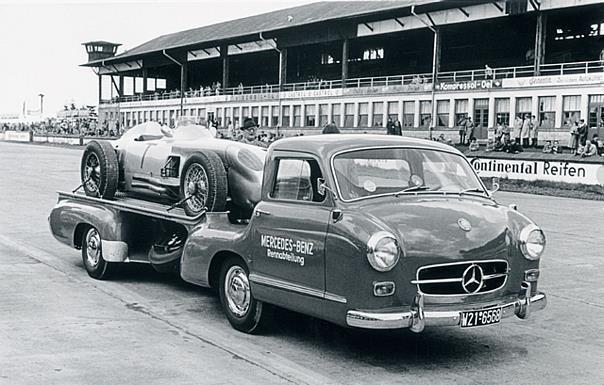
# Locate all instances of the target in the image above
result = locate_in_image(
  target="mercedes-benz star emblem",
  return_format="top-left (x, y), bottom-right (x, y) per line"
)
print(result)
top-left (462, 264), bottom-right (484, 294)
top-left (458, 218), bottom-right (472, 232)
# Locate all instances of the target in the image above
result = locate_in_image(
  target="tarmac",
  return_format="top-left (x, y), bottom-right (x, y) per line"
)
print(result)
top-left (0, 141), bottom-right (603, 385)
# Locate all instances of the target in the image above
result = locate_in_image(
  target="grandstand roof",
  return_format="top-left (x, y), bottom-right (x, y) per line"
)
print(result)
top-left (85, 0), bottom-right (472, 66)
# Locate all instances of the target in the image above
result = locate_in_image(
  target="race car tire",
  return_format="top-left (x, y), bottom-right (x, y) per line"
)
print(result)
top-left (81, 226), bottom-right (113, 280)
top-left (219, 256), bottom-right (270, 334)
top-left (180, 152), bottom-right (227, 215)
top-left (81, 140), bottom-right (118, 199)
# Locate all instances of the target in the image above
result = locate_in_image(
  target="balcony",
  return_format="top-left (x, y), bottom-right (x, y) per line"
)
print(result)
top-left (100, 60), bottom-right (604, 105)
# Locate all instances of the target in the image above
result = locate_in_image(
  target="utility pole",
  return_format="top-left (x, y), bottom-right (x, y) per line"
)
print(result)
top-left (38, 93), bottom-right (44, 116)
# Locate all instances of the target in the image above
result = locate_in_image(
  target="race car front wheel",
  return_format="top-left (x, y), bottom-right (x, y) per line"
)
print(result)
top-left (81, 140), bottom-right (118, 199)
top-left (180, 152), bottom-right (227, 216)
top-left (81, 227), bottom-right (112, 280)
top-left (219, 256), bottom-right (270, 334)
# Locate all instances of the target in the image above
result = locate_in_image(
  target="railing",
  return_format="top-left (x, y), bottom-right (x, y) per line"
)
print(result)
top-left (100, 60), bottom-right (604, 105)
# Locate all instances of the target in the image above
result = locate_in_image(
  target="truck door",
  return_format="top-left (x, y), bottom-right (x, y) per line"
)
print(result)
top-left (250, 155), bottom-right (330, 294)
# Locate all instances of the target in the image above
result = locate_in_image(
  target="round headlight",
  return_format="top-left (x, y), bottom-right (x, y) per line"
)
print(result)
top-left (519, 224), bottom-right (545, 260)
top-left (367, 231), bottom-right (400, 272)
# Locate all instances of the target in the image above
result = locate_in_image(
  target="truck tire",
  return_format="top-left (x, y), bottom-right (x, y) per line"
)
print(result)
top-left (81, 227), bottom-right (112, 280)
top-left (180, 152), bottom-right (227, 216)
top-left (219, 257), bottom-right (270, 334)
top-left (81, 140), bottom-right (118, 199)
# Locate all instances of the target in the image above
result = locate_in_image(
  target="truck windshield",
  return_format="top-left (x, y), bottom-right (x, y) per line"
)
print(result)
top-left (332, 147), bottom-right (485, 201)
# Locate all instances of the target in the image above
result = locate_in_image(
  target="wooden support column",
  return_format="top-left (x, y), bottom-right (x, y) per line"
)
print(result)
top-left (181, 63), bottom-right (188, 93)
top-left (98, 74), bottom-right (102, 104)
top-left (341, 39), bottom-right (349, 87)
top-left (221, 44), bottom-right (229, 88)
top-left (118, 75), bottom-right (124, 97)
top-left (142, 68), bottom-right (148, 94)
top-left (534, 13), bottom-right (547, 76)
top-left (279, 48), bottom-right (288, 90)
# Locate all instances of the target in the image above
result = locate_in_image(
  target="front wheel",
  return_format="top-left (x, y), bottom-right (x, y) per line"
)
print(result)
top-left (180, 152), bottom-right (227, 216)
top-left (81, 227), bottom-right (112, 280)
top-left (218, 257), bottom-right (270, 334)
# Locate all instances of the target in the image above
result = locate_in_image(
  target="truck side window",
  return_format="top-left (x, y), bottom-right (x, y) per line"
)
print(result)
top-left (272, 158), bottom-right (325, 202)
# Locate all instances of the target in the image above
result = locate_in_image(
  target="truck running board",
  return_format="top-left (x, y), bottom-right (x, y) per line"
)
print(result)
top-left (57, 191), bottom-right (206, 226)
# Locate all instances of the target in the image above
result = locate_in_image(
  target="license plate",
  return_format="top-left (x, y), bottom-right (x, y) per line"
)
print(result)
top-left (460, 307), bottom-right (502, 328)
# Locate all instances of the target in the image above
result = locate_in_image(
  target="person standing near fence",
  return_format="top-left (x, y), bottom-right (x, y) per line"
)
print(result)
top-left (569, 120), bottom-right (579, 154)
top-left (513, 115), bottom-right (522, 143)
top-left (530, 115), bottom-right (538, 147)
top-left (521, 114), bottom-right (531, 148)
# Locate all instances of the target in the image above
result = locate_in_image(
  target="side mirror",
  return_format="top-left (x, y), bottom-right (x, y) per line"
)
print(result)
top-left (317, 178), bottom-right (337, 200)
top-left (489, 177), bottom-right (500, 194)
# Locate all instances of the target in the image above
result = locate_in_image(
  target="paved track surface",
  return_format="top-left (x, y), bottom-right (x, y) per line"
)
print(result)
top-left (1, 141), bottom-right (602, 385)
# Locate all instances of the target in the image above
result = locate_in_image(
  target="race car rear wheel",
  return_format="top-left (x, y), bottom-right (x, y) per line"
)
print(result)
top-left (81, 140), bottom-right (118, 199)
top-left (81, 227), bottom-right (112, 280)
top-left (219, 256), bottom-right (270, 334)
top-left (180, 152), bottom-right (227, 215)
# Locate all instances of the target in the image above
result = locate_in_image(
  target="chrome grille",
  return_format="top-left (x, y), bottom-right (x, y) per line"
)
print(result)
top-left (412, 260), bottom-right (508, 295)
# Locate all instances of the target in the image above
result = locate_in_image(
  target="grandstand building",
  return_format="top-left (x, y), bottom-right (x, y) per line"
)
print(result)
top-left (83, 0), bottom-right (604, 143)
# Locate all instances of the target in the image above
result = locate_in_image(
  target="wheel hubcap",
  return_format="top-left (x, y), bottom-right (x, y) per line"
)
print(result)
top-left (85, 229), bottom-right (101, 267)
top-left (224, 266), bottom-right (251, 317)
top-left (184, 163), bottom-right (208, 212)
top-left (84, 153), bottom-right (101, 192)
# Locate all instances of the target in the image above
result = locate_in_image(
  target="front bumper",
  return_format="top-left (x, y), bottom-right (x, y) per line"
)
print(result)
top-left (346, 281), bottom-right (546, 332)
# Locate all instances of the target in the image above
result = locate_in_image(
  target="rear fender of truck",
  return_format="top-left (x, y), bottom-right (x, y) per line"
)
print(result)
top-left (180, 213), bottom-right (250, 288)
top-left (49, 198), bottom-right (127, 261)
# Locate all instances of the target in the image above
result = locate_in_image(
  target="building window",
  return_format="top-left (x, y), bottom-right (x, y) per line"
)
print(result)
top-left (319, 104), bottom-right (328, 127)
top-left (251, 106), bottom-right (259, 125)
top-left (588, 94), bottom-right (604, 129)
top-left (344, 103), bottom-right (354, 127)
top-left (282, 106), bottom-right (290, 127)
top-left (387, 101), bottom-right (398, 123)
top-left (362, 48), bottom-right (384, 61)
top-left (293, 105), bottom-right (302, 127)
top-left (516, 97), bottom-right (532, 119)
top-left (358, 102), bottom-right (369, 127)
top-left (455, 99), bottom-right (468, 126)
top-left (232, 107), bottom-right (239, 127)
top-left (563, 95), bottom-right (581, 127)
top-left (332, 104), bottom-right (341, 127)
top-left (495, 98), bottom-right (510, 126)
top-left (372, 102), bottom-right (384, 127)
top-left (224, 107), bottom-right (231, 126)
top-left (261, 106), bottom-right (269, 127)
top-left (436, 100), bottom-right (449, 127)
top-left (403, 101), bottom-right (415, 127)
top-left (242, 106), bottom-right (250, 120)
top-left (420, 101), bottom-right (432, 128)
top-left (271, 106), bottom-right (279, 127)
top-left (305, 105), bottom-right (316, 127)
top-left (539, 96), bottom-right (556, 129)
top-left (216, 108), bottom-right (223, 126)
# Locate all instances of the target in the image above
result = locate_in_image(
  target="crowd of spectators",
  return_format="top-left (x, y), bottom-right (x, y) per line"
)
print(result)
top-left (1, 117), bottom-right (120, 138)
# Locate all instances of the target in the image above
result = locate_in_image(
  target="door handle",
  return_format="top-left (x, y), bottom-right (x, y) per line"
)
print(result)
top-left (255, 208), bottom-right (271, 217)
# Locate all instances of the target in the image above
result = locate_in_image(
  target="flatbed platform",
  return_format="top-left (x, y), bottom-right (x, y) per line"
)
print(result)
top-left (57, 191), bottom-right (206, 226)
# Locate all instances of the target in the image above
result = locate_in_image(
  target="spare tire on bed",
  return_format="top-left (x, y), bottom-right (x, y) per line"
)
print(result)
top-left (81, 140), bottom-right (119, 199)
top-left (180, 151), bottom-right (228, 216)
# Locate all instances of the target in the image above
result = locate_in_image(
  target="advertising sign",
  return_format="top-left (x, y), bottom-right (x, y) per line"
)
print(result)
top-left (435, 79), bottom-right (502, 91)
top-left (502, 73), bottom-right (604, 88)
top-left (469, 157), bottom-right (604, 186)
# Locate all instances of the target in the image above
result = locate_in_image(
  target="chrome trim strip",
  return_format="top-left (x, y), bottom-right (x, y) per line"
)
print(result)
top-left (249, 273), bottom-right (347, 304)
top-left (414, 259), bottom-right (509, 297)
top-left (410, 277), bottom-right (462, 284)
top-left (329, 145), bottom-right (489, 203)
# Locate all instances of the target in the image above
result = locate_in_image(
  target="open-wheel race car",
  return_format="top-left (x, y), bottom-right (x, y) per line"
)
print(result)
top-left (80, 121), bottom-right (266, 216)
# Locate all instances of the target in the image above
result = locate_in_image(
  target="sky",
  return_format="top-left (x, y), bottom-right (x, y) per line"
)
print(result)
top-left (0, 0), bottom-right (315, 116)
